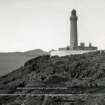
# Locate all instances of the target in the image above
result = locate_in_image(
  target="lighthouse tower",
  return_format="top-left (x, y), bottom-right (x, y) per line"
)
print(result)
top-left (50, 9), bottom-right (98, 56)
top-left (70, 9), bottom-right (78, 50)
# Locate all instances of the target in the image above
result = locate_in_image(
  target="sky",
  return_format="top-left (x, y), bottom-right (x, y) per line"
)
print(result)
top-left (0, 0), bottom-right (105, 52)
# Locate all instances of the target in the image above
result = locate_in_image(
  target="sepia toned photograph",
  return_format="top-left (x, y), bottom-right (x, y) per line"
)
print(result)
top-left (0, 0), bottom-right (105, 105)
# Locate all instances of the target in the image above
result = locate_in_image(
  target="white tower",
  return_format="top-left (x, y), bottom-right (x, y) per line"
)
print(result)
top-left (70, 9), bottom-right (78, 50)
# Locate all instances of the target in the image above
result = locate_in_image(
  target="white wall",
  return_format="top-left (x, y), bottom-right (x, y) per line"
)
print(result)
top-left (50, 50), bottom-right (96, 57)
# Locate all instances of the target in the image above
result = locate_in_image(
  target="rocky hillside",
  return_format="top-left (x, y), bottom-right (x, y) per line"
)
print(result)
top-left (0, 51), bottom-right (105, 104)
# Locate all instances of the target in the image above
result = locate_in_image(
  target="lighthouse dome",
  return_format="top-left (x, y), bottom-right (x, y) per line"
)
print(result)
top-left (71, 9), bottom-right (76, 15)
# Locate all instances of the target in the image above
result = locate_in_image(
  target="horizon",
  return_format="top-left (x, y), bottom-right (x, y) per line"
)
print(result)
top-left (0, 0), bottom-right (105, 52)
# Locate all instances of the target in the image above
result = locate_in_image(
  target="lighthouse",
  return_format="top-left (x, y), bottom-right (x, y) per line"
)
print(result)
top-left (70, 9), bottom-right (78, 50)
top-left (50, 9), bottom-right (98, 56)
